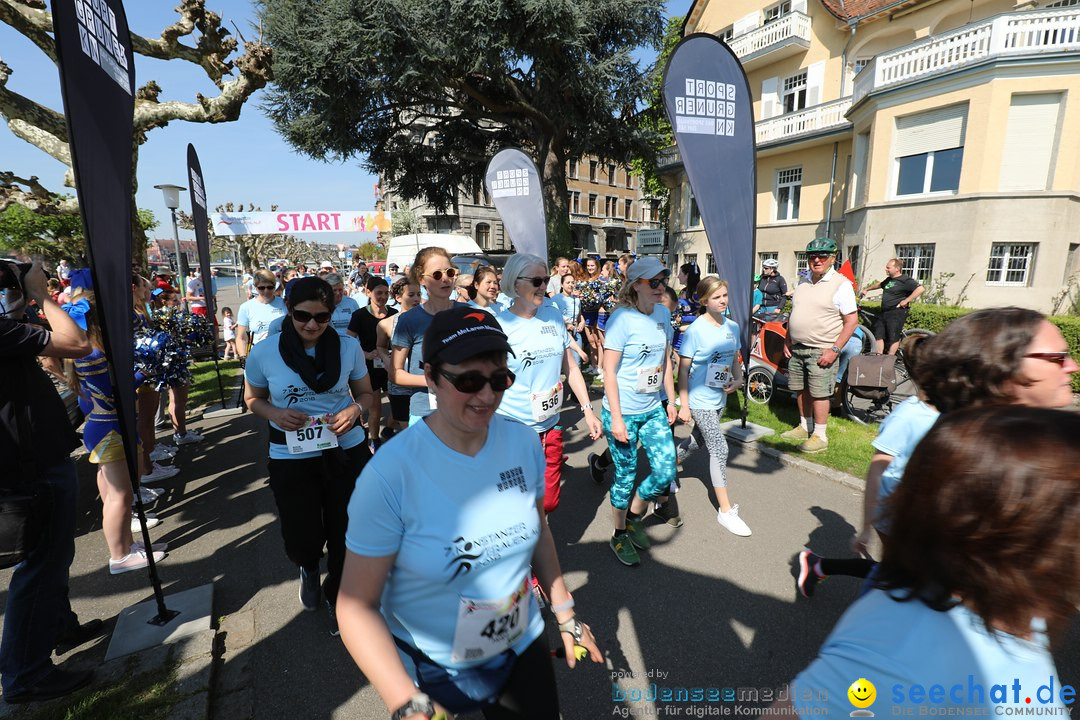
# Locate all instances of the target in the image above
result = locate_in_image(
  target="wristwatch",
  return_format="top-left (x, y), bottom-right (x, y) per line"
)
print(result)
top-left (830, 345), bottom-right (841, 354)
top-left (391, 693), bottom-right (435, 720)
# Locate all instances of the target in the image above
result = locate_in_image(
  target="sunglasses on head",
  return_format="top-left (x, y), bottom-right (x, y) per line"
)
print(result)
top-left (438, 368), bottom-right (515, 393)
top-left (292, 309), bottom-right (332, 324)
top-left (424, 268), bottom-right (458, 281)
top-left (638, 277), bottom-right (667, 289)
top-left (1024, 352), bottom-right (1072, 366)
top-left (518, 276), bottom-right (549, 288)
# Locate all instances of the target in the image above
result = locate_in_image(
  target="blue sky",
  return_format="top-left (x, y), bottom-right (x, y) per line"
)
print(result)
top-left (0, 0), bottom-right (692, 249)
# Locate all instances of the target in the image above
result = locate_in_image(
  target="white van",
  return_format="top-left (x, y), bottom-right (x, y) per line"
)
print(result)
top-left (385, 233), bottom-right (485, 273)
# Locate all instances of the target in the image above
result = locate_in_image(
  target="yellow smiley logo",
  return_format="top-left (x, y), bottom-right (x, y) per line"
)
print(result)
top-left (848, 678), bottom-right (877, 709)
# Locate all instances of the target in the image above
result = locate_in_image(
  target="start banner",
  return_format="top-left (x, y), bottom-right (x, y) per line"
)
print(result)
top-left (212, 210), bottom-right (392, 236)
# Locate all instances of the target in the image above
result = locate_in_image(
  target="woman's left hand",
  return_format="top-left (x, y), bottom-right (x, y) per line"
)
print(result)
top-left (583, 410), bottom-right (603, 440)
top-left (330, 402), bottom-right (363, 434)
top-left (666, 403), bottom-right (677, 426)
top-left (559, 619), bottom-right (603, 670)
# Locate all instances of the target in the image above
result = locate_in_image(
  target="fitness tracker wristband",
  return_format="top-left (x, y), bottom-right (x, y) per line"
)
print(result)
top-left (390, 692), bottom-right (435, 720)
top-left (558, 617), bottom-right (585, 644)
top-left (830, 345), bottom-right (841, 354)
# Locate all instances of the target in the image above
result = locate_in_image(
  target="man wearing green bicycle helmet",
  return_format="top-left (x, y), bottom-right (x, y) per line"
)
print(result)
top-left (782, 237), bottom-right (858, 453)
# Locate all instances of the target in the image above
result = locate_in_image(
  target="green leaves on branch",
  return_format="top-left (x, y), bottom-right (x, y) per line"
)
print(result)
top-left (0, 203), bottom-right (157, 263)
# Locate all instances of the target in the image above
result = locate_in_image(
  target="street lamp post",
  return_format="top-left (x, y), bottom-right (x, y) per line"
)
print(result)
top-left (153, 183), bottom-right (189, 288)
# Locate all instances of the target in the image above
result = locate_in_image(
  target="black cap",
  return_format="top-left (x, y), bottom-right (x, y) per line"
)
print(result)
top-left (422, 305), bottom-right (514, 366)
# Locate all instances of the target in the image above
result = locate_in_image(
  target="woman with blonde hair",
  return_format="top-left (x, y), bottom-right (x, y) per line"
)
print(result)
top-left (237, 268), bottom-right (287, 356)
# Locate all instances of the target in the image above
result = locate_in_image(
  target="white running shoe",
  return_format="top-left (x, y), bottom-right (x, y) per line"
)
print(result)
top-left (132, 539), bottom-right (168, 553)
top-left (141, 462), bottom-right (180, 485)
top-left (135, 486), bottom-right (163, 505)
top-left (109, 549), bottom-right (166, 575)
top-left (172, 431), bottom-right (204, 445)
top-left (131, 512), bottom-right (160, 532)
top-left (150, 445), bottom-right (177, 462)
top-left (717, 505), bottom-right (752, 537)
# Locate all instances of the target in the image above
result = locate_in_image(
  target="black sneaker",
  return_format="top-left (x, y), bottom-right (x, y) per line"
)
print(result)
top-left (380, 427), bottom-right (396, 442)
top-left (652, 496), bottom-right (683, 528)
top-left (797, 549), bottom-right (824, 598)
top-left (54, 619), bottom-right (105, 655)
top-left (4, 667), bottom-right (94, 704)
top-left (327, 601), bottom-right (339, 637)
top-left (588, 453), bottom-right (607, 484)
top-left (299, 567), bottom-right (320, 611)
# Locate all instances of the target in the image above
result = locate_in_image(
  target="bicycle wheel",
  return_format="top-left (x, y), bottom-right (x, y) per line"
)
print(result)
top-left (890, 328), bottom-right (935, 405)
top-left (747, 368), bottom-right (774, 404)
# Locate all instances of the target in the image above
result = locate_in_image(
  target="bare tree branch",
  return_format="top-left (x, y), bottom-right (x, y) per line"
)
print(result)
top-left (0, 0), bottom-right (56, 62)
top-left (0, 171), bottom-right (78, 214)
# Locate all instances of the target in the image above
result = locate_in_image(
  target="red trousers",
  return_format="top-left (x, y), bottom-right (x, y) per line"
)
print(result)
top-left (539, 427), bottom-right (564, 514)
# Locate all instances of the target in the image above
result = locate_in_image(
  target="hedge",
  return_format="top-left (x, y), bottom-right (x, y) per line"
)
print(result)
top-left (861, 302), bottom-right (1080, 392)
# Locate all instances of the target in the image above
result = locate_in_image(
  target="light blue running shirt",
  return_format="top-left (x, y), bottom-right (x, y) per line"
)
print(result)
top-left (244, 334), bottom-right (368, 459)
top-left (495, 304), bottom-right (571, 433)
top-left (330, 295), bottom-right (360, 337)
top-left (467, 299), bottom-right (504, 316)
top-left (345, 416), bottom-right (546, 672)
top-left (871, 396), bottom-right (940, 531)
top-left (550, 293), bottom-right (581, 330)
top-left (678, 315), bottom-right (741, 411)
top-left (602, 304), bottom-right (673, 417)
top-left (237, 297), bottom-right (286, 345)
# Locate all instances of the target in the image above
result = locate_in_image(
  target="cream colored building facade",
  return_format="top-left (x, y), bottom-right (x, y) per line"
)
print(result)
top-left (661, 0), bottom-right (1080, 311)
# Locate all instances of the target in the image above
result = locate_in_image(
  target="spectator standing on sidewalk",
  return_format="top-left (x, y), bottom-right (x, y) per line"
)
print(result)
top-left (859, 259), bottom-right (924, 355)
top-left (782, 237), bottom-right (858, 454)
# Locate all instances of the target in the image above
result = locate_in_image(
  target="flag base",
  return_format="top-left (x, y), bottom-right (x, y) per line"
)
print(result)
top-left (719, 420), bottom-right (775, 443)
top-left (104, 583), bottom-right (214, 661)
top-left (203, 404), bottom-right (244, 419)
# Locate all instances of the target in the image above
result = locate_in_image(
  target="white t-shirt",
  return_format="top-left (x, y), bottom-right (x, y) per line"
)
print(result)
top-left (244, 334), bottom-right (368, 459)
top-left (678, 315), bottom-right (741, 411)
top-left (495, 305), bottom-right (571, 433)
top-left (237, 297), bottom-right (287, 346)
top-left (222, 315), bottom-right (237, 341)
top-left (345, 416), bottom-right (546, 672)
top-left (187, 277), bottom-right (206, 310)
top-left (602, 305), bottom-right (673, 417)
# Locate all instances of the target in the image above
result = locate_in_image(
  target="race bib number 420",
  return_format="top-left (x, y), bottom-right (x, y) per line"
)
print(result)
top-left (450, 578), bottom-right (529, 663)
top-left (287, 415), bottom-right (339, 454)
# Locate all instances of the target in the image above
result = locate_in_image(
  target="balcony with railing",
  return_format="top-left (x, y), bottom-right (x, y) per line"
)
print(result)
top-left (569, 213), bottom-right (591, 226)
top-left (728, 12), bottom-right (812, 69)
top-left (853, 8), bottom-right (1080, 104)
top-left (602, 217), bottom-right (626, 230)
top-left (756, 96), bottom-right (853, 146)
top-left (656, 145), bottom-right (682, 174)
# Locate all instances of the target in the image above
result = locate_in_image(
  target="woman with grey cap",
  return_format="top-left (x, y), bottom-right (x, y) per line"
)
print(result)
top-left (338, 305), bottom-right (600, 720)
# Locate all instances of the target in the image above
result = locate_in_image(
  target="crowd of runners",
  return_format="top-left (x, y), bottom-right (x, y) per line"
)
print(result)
top-left (2, 242), bottom-right (1078, 717)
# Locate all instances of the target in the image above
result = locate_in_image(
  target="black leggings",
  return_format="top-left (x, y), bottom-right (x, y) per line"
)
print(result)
top-left (480, 636), bottom-right (561, 720)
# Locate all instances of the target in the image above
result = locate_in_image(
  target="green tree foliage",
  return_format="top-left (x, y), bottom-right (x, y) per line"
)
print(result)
top-left (0, 203), bottom-right (157, 263)
top-left (261, 0), bottom-right (664, 259)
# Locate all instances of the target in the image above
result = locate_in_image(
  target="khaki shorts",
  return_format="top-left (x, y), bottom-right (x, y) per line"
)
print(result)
top-left (787, 345), bottom-right (838, 398)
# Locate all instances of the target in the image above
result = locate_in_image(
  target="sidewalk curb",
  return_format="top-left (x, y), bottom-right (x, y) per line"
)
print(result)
top-left (727, 433), bottom-right (866, 493)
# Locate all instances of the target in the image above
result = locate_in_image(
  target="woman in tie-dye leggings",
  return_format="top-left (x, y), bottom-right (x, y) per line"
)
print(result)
top-left (600, 258), bottom-right (678, 567)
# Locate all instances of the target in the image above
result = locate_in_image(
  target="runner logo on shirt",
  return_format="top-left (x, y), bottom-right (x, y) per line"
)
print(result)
top-left (637, 342), bottom-right (665, 362)
top-left (520, 350), bottom-right (536, 370)
top-left (444, 520), bottom-right (537, 581)
top-left (283, 384), bottom-right (315, 407)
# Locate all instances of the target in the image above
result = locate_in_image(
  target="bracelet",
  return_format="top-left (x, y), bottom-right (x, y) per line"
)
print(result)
top-left (352, 401), bottom-right (363, 412)
top-left (551, 595), bottom-right (574, 614)
top-left (558, 617), bottom-right (584, 643)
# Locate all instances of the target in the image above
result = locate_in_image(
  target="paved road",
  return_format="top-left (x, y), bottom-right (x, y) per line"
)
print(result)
top-left (2, 396), bottom-right (1077, 719)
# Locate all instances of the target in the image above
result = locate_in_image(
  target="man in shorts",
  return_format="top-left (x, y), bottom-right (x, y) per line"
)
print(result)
top-left (859, 259), bottom-right (923, 355)
top-left (782, 237), bottom-right (858, 454)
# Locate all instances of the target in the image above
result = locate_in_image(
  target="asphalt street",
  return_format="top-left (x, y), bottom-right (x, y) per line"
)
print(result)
top-left (2, 393), bottom-right (1077, 719)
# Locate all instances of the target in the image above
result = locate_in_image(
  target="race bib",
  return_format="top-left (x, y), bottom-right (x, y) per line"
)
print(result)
top-left (428, 391), bottom-right (438, 411)
top-left (373, 356), bottom-right (385, 369)
top-left (706, 363), bottom-right (733, 389)
top-left (531, 382), bottom-right (563, 423)
top-left (450, 578), bottom-right (529, 663)
top-left (636, 365), bottom-right (662, 393)
top-left (286, 415), bottom-right (339, 454)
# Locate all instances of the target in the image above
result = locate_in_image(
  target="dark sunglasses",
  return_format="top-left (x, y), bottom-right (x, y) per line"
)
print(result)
top-left (638, 277), bottom-right (667, 289)
top-left (423, 268), bottom-right (458, 281)
top-left (1024, 352), bottom-right (1072, 365)
top-left (517, 276), bottom-right (549, 288)
top-left (292, 309), bottom-right (332, 324)
top-left (808, 254), bottom-right (833, 262)
top-left (438, 368), bottom-right (515, 393)
top-left (256, 285), bottom-right (275, 291)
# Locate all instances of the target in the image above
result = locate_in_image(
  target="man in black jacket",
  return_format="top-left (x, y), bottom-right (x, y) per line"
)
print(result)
top-left (0, 261), bottom-right (98, 704)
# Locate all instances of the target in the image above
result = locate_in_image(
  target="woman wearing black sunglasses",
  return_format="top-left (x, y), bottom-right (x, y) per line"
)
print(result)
top-left (339, 306), bottom-right (601, 720)
top-left (243, 277), bottom-right (375, 635)
top-left (391, 247), bottom-right (460, 427)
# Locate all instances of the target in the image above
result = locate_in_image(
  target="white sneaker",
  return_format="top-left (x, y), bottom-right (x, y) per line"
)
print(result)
top-left (132, 539), bottom-right (168, 553)
top-left (141, 462), bottom-right (180, 485)
top-left (135, 486), bottom-right (163, 505)
top-left (131, 512), bottom-right (160, 531)
top-left (717, 505), bottom-right (752, 537)
top-left (150, 444), bottom-right (176, 462)
top-left (595, 369), bottom-right (604, 382)
top-left (109, 549), bottom-right (166, 575)
top-left (172, 431), bottom-right (203, 445)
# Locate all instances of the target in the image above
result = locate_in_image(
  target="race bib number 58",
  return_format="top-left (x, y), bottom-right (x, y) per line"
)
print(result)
top-left (636, 365), bottom-right (662, 393)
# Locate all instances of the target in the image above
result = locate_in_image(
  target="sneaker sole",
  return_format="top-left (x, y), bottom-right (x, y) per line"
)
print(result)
top-left (797, 550), bottom-right (815, 598)
top-left (800, 445), bottom-right (828, 454)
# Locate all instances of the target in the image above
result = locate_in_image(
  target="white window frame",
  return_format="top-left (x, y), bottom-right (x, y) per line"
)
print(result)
top-left (845, 245), bottom-right (861, 278)
top-left (717, 25), bottom-right (734, 42)
top-left (795, 252), bottom-right (809, 276)
top-left (764, 1), bottom-right (792, 24)
top-left (894, 148), bottom-right (963, 198)
top-left (568, 159), bottom-right (579, 179)
top-left (475, 223), bottom-right (490, 249)
top-left (782, 71), bottom-right (808, 114)
top-left (775, 167), bottom-right (802, 222)
top-left (588, 193), bottom-right (598, 217)
top-left (568, 190), bottom-right (580, 214)
top-left (683, 253), bottom-right (699, 270)
top-left (986, 243), bottom-right (1037, 286)
top-left (706, 253), bottom-right (717, 274)
top-left (686, 186), bottom-right (702, 229)
top-left (759, 252), bottom-right (779, 266)
top-left (589, 161), bottom-right (598, 183)
top-left (624, 198), bottom-right (633, 220)
top-left (895, 244), bottom-right (936, 284)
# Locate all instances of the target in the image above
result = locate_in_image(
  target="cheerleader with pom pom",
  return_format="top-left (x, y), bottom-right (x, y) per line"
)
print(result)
top-left (150, 289), bottom-right (203, 447)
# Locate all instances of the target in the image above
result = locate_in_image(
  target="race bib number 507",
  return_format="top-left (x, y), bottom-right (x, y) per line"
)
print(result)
top-left (287, 415), bottom-right (339, 454)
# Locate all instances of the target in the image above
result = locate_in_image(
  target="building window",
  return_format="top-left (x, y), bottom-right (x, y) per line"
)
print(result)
top-left (759, 252), bottom-right (779, 266)
top-left (764, 1), bottom-right (792, 24)
top-left (795, 252), bottom-right (809, 277)
top-left (568, 159), bottom-right (579, 179)
top-left (782, 71), bottom-right (807, 114)
top-left (605, 196), bottom-right (618, 218)
top-left (683, 253), bottom-right (698, 270)
top-left (475, 223), bottom-right (490, 249)
top-left (588, 193), bottom-right (598, 217)
top-left (608, 163), bottom-right (617, 186)
top-left (846, 245), bottom-right (861, 278)
top-left (626, 171), bottom-right (634, 190)
top-left (776, 167), bottom-right (802, 221)
top-left (624, 199), bottom-right (633, 220)
top-left (1047, 0), bottom-right (1080, 7)
top-left (896, 244), bottom-right (936, 283)
top-left (686, 188), bottom-right (701, 228)
top-left (589, 160), bottom-right (598, 183)
top-left (706, 253), bottom-right (717, 274)
top-left (896, 148), bottom-right (963, 196)
top-left (986, 243), bottom-right (1036, 286)
top-left (717, 25), bottom-right (734, 42)
top-left (568, 191), bottom-right (580, 214)
top-left (853, 58), bottom-right (870, 76)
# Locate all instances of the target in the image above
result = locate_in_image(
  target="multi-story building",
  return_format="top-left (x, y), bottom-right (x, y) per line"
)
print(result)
top-left (378, 156), bottom-right (664, 259)
top-left (661, 0), bottom-right (1080, 311)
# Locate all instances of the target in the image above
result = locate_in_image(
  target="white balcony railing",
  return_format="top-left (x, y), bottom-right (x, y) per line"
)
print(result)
top-left (728, 12), bottom-right (812, 60)
top-left (854, 8), bottom-right (1080, 103)
top-left (656, 145), bottom-right (682, 172)
top-left (756, 96), bottom-right (853, 145)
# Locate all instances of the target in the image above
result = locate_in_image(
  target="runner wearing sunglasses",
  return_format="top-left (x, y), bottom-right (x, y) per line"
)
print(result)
top-left (243, 277), bottom-right (375, 635)
top-left (236, 269), bottom-right (287, 358)
top-left (391, 248), bottom-right (461, 427)
top-left (601, 257), bottom-right (678, 566)
top-left (495, 254), bottom-right (603, 515)
top-left (339, 306), bottom-right (601, 720)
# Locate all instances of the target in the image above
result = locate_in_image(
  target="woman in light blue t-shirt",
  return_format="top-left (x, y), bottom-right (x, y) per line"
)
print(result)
top-left (464, 265), bottom-right (504, 315)
top-left (601, 257), bottom-right (677, 568)
top-left (236, 269), bottom-right (286, 355)
top-left (243, 277), bottom-right (374, 634)
top-left (339, 305), bottom-right (601, 720)
top-left (675, 277), bottom-right (749, 537)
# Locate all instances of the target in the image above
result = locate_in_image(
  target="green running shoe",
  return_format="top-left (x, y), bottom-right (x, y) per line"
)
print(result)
top-left (625, 518), bottom-right (651, 550)
top-left (610, 534), bottom-right (641, 566)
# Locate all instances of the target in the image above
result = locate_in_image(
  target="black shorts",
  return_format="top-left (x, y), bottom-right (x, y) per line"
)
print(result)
top-left (389, 393), bottom-right (411, 423)
top-left (873, 307), bottom-right (909, 349)
top-left (367, 365), bottom-right (388, 393)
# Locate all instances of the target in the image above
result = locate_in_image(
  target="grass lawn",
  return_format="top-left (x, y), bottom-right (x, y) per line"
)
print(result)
top-left (187, 359), bottom-right (243, 409)
top-left (10, 658), bottom-right (180, 720)
top-left (722, 391), bottom-right (878, 479)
